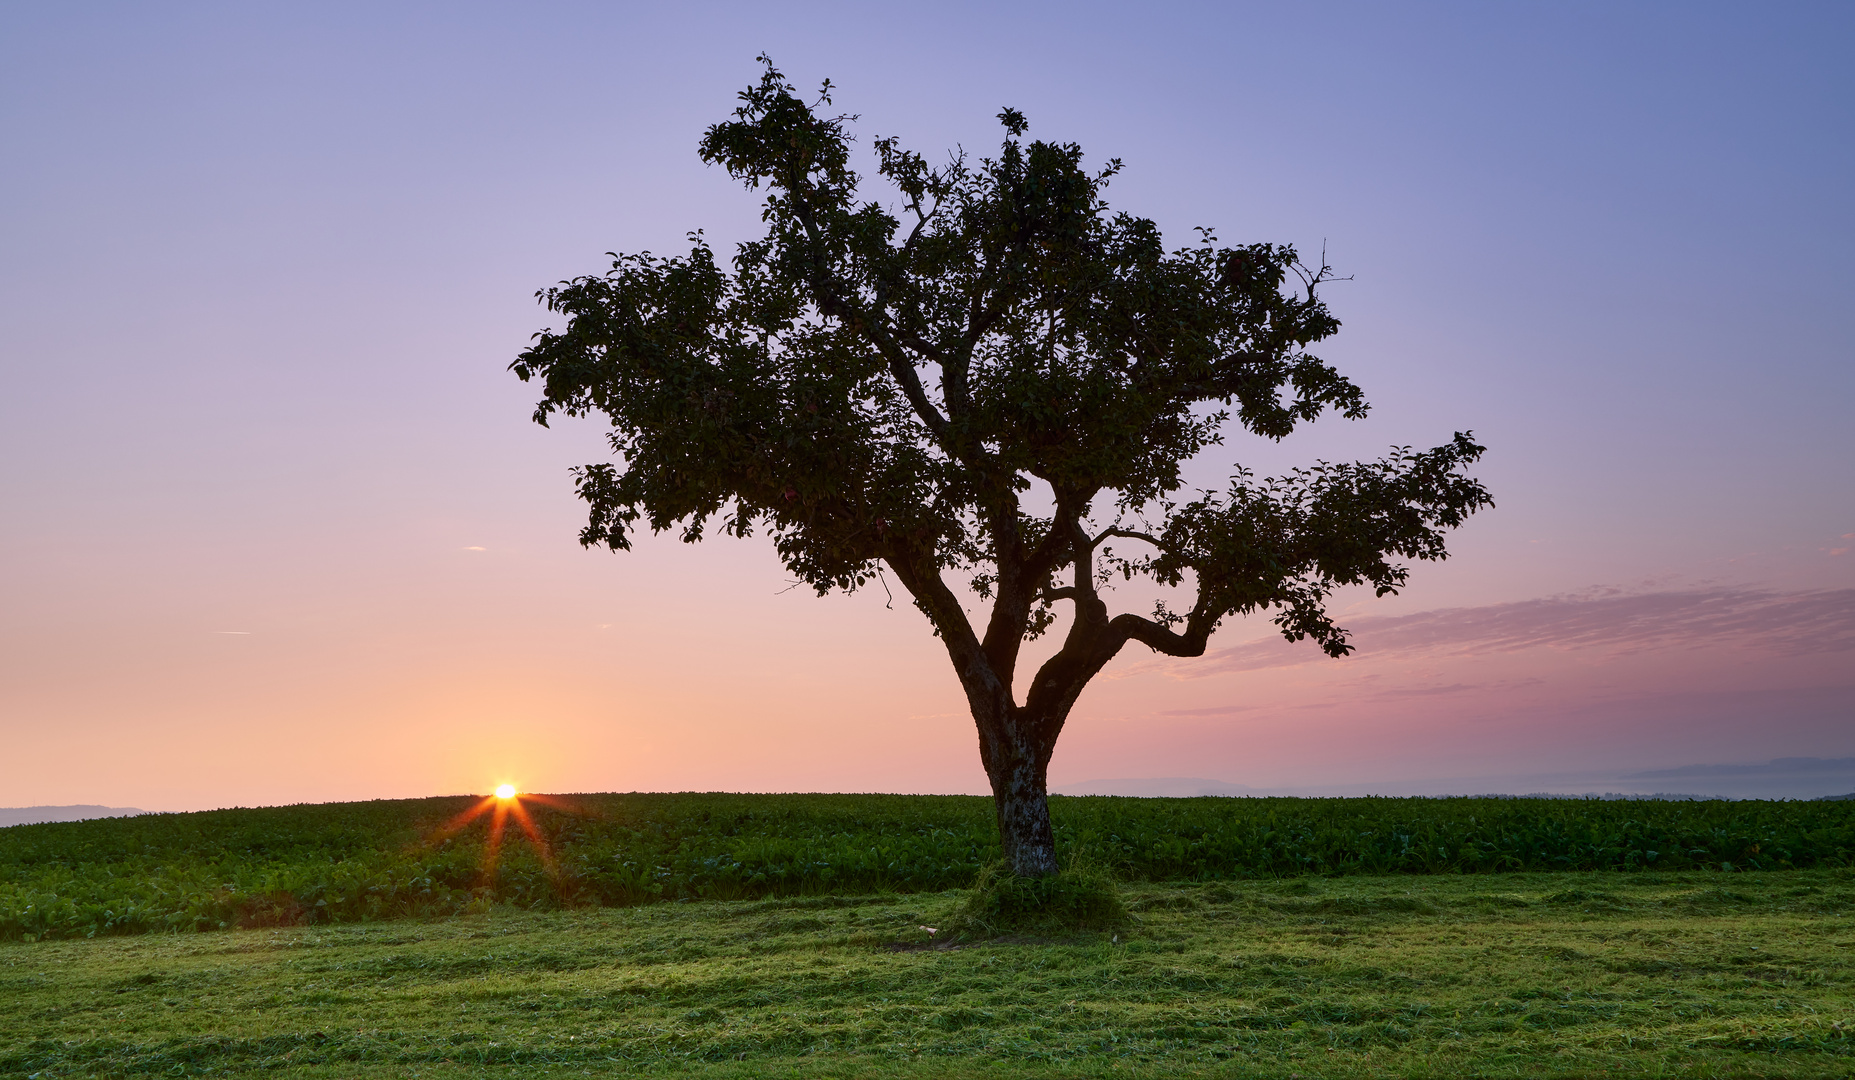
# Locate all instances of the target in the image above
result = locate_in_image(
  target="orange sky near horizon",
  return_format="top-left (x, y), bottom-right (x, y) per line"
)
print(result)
top-left (7, 510), bottom-right (1850, 810)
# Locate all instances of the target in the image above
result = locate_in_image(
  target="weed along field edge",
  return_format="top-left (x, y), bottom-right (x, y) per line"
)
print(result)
top-left (2, 795), bottom-right (1852, 1078)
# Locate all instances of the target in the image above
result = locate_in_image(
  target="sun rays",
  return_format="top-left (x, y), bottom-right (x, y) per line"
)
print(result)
top-left (434, 787), bottom-right (577, 883)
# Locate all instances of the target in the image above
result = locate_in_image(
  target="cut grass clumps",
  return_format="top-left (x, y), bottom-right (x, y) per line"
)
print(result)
top-left (953, 859), bottom-right (1129, 937)
top-left (7, 870), bottom-right (1854, 1079)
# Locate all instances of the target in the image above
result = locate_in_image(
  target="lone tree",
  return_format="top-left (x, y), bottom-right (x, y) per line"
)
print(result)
top-left (513, 61), bottom-right (1493, 878)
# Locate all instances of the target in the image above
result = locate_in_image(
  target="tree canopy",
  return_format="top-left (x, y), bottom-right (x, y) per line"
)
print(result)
top-left (513, 59), bottom-right (1493, 876)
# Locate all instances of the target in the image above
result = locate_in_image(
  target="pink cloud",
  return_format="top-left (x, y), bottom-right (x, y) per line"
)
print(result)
top-left (1157, 703), bottom-right (1269, 717)
top-left (1365, 682), bottom-right (1482, 699)
top-left (1179, 587), bottom-right (1855, 677)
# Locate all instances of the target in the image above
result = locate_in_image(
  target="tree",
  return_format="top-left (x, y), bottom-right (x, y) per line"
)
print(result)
top-left (512, 60), bottom-right (1493, 878)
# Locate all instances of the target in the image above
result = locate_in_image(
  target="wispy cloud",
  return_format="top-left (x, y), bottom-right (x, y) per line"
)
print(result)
top-left (1365, 682), bottom-right (1481, 699)
top-left (1157, 704), bottom-right (1269, 717)
top-left (1179, 587), bottom-right (1855, 677)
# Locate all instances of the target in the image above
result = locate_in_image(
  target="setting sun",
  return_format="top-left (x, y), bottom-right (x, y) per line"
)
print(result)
top-left (495, 784), bottom-right (516, 799)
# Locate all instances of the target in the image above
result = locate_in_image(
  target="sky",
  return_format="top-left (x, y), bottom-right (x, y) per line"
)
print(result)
top-left (2, 2), bottom-right (1851, 811)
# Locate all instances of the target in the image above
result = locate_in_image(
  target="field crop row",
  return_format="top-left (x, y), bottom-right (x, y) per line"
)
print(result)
top-left (2, 792), bottom-right (1850, 941)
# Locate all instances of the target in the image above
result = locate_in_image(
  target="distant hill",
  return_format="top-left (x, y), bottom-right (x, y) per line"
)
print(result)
top-left (1055, 777), bottom-right (1258, 797)
top-left (1817, 792), bottom-right (1855, 801)
top-left (0, 805), bottom-right (147, 828)
top-left (1058, 757), bottom-right (1855, 800)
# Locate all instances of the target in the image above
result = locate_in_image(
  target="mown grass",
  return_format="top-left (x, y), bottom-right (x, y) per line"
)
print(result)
top-left (3, 869), bottom-right (1852, 1078)
top-left (5, 793), bottom-right (1852, 941)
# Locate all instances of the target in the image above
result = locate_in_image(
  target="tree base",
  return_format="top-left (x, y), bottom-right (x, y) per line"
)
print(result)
top-left (953, 859), bottom-right (1130, 937)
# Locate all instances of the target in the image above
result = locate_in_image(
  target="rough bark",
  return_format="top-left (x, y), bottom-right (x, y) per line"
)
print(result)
top-left (974, 704), bottom-right (1061, 877)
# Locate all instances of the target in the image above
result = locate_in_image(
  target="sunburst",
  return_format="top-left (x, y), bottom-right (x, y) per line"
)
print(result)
top-left (433, 785), bottom-right (574, 883)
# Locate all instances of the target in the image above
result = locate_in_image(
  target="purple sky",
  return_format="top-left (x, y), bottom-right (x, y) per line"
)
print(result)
top-left (3, 3), bottom-right (1851, 810)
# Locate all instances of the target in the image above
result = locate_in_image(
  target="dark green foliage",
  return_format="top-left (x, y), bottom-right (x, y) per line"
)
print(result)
top-left (2, 793), bottom-right (1849, 941)
top-left (510, 60), bottom-right (1489, 650)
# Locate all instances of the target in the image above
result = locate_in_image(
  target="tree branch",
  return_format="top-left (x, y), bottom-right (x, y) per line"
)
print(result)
top-left (882, 546), bottom-right (1009, 718)
top-left (1093, 526), bottom-right (1170, 551)
top-left (782, 181), bottom-right (957, 450)
top-left (1110, 611), bottom-right (1213, 658)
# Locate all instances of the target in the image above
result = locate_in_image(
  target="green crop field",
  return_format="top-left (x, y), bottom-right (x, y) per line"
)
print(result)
top-left (2, 794), bottom-right (1852, 1078)
top-left (4, 793), bottom-right (1852, 942)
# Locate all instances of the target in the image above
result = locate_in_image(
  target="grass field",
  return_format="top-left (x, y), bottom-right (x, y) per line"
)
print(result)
top-left (5, 793), bottom-right (1852, 941)
top-left (4, 868), bottom-right (1852, 1078)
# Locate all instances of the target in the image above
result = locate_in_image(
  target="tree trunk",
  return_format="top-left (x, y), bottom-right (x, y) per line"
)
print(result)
top-left (992, 766), bottom-right (1058, 877)
top-left (976, 708), bottom-right (1060, 878)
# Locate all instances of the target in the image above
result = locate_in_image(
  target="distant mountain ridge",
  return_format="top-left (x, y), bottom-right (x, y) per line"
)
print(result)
top-left (0, 805), bottom-right (147, 828)
top-left (1056, 778), bottom-right (1258, 797)
top-left (1052, 780), bottom-right (1715, 800)
top-left (1056, 757), bottom-right (1855, 800)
